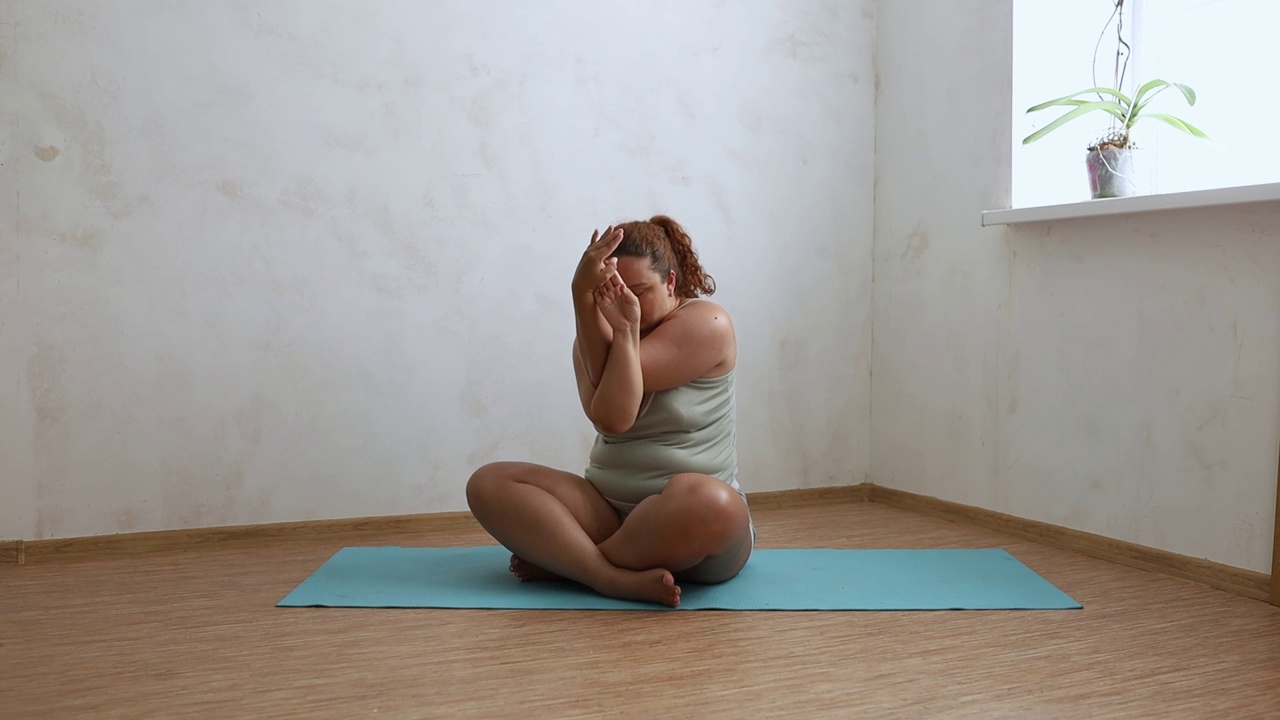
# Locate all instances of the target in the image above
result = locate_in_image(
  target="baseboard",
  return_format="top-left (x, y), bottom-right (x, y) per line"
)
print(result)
top-left (0, 541), bottom-right (19, 565)
top-left (745, 483), bottom-right (872, 508)
top-left (8, 481), bottom-right (1266, 605)
top-left (1271, 468), bottom-right (1279, 604)
top-left (869, 485), bottom-right (1273, 603)
top-left (4, 486), bottom-right (872, 566)
top-left (13, 512), bottom-right (481, 565)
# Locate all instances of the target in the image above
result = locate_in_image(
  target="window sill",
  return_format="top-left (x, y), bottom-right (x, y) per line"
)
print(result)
top-left (981, 182), bottom-right (1280, 227)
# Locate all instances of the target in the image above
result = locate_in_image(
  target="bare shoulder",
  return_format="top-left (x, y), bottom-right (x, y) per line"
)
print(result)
top-left (634, 297), bottom-right (737, 386)
top-left (671, 298), bottom-right (731, 323)
top-left (665, 299), bottom-right (735, 338)
top-left (646, 298), bottom-right (737, 379)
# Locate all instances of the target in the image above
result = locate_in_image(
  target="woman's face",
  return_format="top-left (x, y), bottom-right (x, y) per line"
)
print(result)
top-left (614, 256), bottom-right (677, 331)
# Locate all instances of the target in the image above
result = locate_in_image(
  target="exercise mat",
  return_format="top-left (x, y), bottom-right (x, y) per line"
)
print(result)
top-left (277, 546), bottom-right (1082, 611)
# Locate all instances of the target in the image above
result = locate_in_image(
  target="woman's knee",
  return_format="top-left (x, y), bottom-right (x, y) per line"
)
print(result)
top-left (666, 473), bottom-right (739, 506)
top-left (664, 474), bottom-right (747, 533)
top-left (465, 462), bottom-right (515, 508)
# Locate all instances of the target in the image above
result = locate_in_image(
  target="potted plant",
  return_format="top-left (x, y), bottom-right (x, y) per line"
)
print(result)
top-left (1020, 1), bottom-right (1208, 199)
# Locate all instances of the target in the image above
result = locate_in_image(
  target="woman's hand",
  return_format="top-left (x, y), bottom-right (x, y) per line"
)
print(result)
top-left (594, 272), bottom-right (641, 333)
top-left (572, 226), bottom-right (624, 298)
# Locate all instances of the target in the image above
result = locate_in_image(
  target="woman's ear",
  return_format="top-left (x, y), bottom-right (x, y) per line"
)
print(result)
top-left (668, 269), bottom-right (677, 296)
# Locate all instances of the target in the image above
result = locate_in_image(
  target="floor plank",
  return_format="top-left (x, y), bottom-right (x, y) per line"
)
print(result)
top-left (2, 502), bottom-right (1277, 719)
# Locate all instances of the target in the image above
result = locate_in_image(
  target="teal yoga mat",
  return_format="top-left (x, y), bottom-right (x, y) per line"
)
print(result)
top-left (277, 546), bottom-right (1081, 611)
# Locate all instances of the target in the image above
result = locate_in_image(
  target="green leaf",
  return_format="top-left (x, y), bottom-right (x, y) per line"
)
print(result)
top-left (1131, 79), bottom-right (1197, 110)
top-left (1021, 101), bottom-right (1130, 144)
top-left (1131, 87), bottom-right (1171, 120)
top-left (1027, 87), bottom-right (1132, 114)
top-left (1130, 81), bottom-right (1198, 129)
top-left (1171, 82), bottom-right (1197, 106)
top-left (1094, 103), bottom-right (1128, 124)
top-left (1027, 98), bottom-right (1128, 123)
top-left (1137, 113), bottom-right (1210, 139)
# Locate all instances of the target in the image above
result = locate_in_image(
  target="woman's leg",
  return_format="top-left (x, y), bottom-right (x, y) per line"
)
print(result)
top-left (596, 473), bottom-right (754, 584)
top-left (465, 462), bottom-right (682, 606)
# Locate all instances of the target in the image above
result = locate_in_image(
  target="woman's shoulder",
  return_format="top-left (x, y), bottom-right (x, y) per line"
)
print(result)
top-left (660, 298), bottom-right (734, 342)
top-left (639, 296), bottom-right (737, 386)
top-left (676, 298), bottom-right (733, 323)
top-left (671, 298), bottom-right (736, 366)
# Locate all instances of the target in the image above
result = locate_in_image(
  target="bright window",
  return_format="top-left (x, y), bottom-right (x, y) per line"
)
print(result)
top-left (1012, 0), bottom-right (1280, 209)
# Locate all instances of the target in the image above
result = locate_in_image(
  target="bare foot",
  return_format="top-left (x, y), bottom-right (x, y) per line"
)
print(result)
top-left (507, 556), bottom-right (681, 607)
top-left (598, 568), bottom-right (682, 608)
top-left (509, 555), bottom-right (563, 583)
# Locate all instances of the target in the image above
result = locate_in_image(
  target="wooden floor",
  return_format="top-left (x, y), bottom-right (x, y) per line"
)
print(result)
top-left (2, 501), bottom-right (1278, 719)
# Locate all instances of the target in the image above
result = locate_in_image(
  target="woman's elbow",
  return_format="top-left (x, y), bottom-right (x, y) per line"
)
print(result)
top-left (590, 407), bottom-right (635, 435)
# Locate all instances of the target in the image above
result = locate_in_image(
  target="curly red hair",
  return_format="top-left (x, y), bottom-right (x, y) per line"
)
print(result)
top-left (611, 215), bottom-right (715, 298)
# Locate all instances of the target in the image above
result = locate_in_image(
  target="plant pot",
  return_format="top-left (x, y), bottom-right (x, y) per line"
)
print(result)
top-left (1085, 146), bottom-right (1137, 199)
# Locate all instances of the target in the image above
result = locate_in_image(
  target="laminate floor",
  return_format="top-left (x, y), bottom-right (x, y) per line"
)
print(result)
top-left (2, 501), bottom-right (1278, 719)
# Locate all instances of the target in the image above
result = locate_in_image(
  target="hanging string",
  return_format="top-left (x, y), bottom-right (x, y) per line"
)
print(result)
top-left (1091, 0), bottom-right (1132, 138)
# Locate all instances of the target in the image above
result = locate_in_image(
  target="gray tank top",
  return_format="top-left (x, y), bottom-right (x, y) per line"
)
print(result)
top-left (583, 365), bottom-right (739, 505)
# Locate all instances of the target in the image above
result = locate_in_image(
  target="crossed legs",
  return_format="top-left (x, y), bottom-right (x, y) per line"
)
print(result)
top-left (465, 462), bottom-right (753, 607)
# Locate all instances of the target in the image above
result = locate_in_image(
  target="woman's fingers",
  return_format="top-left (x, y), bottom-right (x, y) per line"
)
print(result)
top-left (596, 272), bottom-right (621, 297)
top-left (587, 226), bottom-right (613, 254)
top-left (604, 227), bottom-right (624, 253)
top-left (589, 227), bottom-right (622, 256)
top-left (590, 226), bottom-right (611, 249)
top-left (597, 276), bottom-right (620, 302)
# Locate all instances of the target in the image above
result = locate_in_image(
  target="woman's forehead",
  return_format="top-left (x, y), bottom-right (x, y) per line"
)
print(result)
top-left (615, 256), bottom-right (659, 281)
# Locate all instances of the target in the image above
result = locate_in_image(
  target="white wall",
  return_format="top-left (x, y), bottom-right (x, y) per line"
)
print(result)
top-left (874, 0), bottom-right (1280, 573)
top-left (0, 0), bottom-right (876, 540)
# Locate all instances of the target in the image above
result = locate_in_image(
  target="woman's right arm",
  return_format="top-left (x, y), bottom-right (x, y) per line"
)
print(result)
top-left (573, 292), bottom-right (612, 387)
top-left (573, 339), bottom-right (610, 431)
top-left (571, 226), bottom-right (625, 387)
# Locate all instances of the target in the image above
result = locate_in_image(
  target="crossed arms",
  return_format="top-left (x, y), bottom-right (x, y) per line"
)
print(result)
top-left (569, 227), bottom-right (732, 435)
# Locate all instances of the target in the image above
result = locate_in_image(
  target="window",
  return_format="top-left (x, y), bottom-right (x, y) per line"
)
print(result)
top-left (1012, 0), bottom-right (1280, 209)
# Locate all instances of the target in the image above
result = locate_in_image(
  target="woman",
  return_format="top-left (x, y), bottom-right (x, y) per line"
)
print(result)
top-left (466, 216), bottom-right (753, 608)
